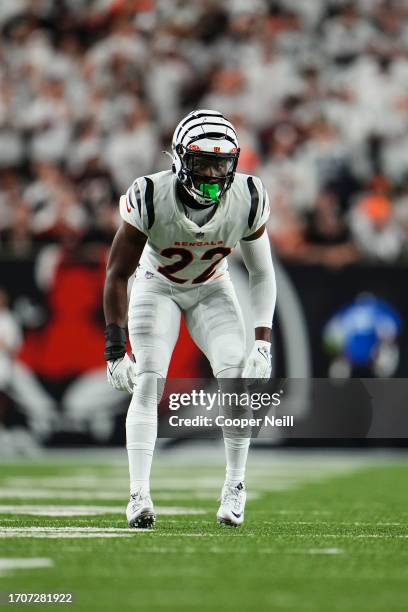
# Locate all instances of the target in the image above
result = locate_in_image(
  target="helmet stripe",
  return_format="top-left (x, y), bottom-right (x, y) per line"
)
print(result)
top-left (175, 111), bottom-right (224, 139)
top-left (177, 119), bottom-right (237, 145)
top-left (179, 128), bottom-right (238, 153)
top-left (187, 132), bottom-right (238, 146)
top-left (180, 121), bottom-right (237, 142)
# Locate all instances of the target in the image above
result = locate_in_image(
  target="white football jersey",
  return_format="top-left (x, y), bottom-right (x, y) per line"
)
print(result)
top-left (119, 170), bottom-right (269, 286)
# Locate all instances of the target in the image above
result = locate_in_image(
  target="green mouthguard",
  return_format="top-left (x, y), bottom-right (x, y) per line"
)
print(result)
top-left (200, 183), bottom-right (220, 202)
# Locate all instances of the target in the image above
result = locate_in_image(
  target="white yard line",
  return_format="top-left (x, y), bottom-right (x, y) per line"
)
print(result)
top-left (285, 534), bottom-right (408, 539)
top-left (261, 520), bottom-right (407, 527)
top-left (0, 488), bottom-right (260, 501)
top-left (0, 558), bottom-right (53, 575)
top-left (0, 505), bottom-right (206, 517)
top-left (0, 527), bottom-right (153, 538)
top-left (1, 527), bottom-right (407, 540)
top-left (250, 548), bottom-right (344, 556)
top-left (303, 548), bottom-right (344, 555)
top-left (0, 488), bottom-right (127, 500)
top-left (1, 456), bottom-right (380, 496)
top-left (0, 527), bottom-right (152, 532)
top-left (0, 528), bottom-right (242, 538)
top-left (0, 533), bottom-right (144, 539)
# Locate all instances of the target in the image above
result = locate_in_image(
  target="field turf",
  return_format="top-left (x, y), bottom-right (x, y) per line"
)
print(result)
top-left (0, 449), bottom-right (407, 611)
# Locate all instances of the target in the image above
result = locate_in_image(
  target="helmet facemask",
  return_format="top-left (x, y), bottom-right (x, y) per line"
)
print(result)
top-left (177, 145), bottom-right (240, 206)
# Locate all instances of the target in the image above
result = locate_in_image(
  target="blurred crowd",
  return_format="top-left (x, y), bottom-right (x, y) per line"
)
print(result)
top-left (0, 0), bottom-right (408, 266)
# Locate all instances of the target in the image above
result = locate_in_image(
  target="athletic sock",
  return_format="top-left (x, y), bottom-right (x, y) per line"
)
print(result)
top-left (223, 436), bottom-right (250, 486)
top-left (126, 373), bottom-right (158, 495)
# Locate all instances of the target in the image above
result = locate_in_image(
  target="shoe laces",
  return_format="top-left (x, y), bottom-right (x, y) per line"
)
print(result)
top-left (130, 490), bottom-right (150, 506)
top-left (222, 484), bottom-right (244, 512)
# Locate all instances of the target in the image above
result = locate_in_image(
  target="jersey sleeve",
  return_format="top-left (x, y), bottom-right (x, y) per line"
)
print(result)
top-left (119, 177), bottom-right (155, 235)
top-left (241, 175), bottom-right (270, 239)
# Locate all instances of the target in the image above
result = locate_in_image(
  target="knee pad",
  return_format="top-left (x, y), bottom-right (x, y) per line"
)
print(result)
top-left (127, 372), bottom-right (165, 422)
top-left (211, 335), bottom-right (246, 377)
top-left (126, 372), bottom-right (160, 451)
top-left (216, 366), bottom-right (244, 379)
top-left (128, 290), bottom-right (180, 379)
top-left (132, 347), bottom-right (171, 379)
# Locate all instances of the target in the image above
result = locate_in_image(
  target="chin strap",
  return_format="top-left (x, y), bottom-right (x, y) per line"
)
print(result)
top-left (162, 150), bottom-right (173, 162)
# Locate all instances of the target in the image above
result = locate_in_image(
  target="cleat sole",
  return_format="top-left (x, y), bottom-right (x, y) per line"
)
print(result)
top-left (128, 511), bottom-right (156, 529)
top-left (217, 517), bottom-right (241, 528)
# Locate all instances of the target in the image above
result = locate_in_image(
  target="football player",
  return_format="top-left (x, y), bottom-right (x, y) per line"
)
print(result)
top-left (103, 109), bottom-right (276, 528)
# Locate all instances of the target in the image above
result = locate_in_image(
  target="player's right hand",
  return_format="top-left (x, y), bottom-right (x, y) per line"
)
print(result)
top-left (106, 354), bottom-right (137, 394)
top-left (242, 340), bottom-right (272, 382)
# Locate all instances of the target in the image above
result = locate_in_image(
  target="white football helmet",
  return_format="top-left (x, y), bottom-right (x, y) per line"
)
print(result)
top-left (171, 109), bottom-right (240, 206)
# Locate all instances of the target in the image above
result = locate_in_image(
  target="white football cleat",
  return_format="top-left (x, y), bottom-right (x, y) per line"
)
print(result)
top-left (126, 489), bottom-right (155, 529)
top-left (217, 482), bottom-right (246, 527)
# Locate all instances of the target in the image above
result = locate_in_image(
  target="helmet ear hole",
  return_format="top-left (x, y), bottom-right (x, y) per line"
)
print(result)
top-left (172, 163), bottom-right (176, 173)
top-left (179, 168), bottom-right (189, 184)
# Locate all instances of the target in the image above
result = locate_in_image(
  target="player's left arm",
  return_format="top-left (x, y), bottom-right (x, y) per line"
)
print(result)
top-left (240, 224), bottom-right (276, 379)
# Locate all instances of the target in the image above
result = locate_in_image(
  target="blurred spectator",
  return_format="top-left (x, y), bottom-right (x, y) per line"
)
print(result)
top-left (322, 3), bottom-right (377, 62)
top-left (0, 284), bottom-right (58, 441)
top-left (298, 190), bottom-right (361, 267)
top-left (0, 0), bottom-right (406, 265)
top-left (260, 122), bottom-right (315, 214)
top-left (23, 162), bottom-right (87, 239)
top-left (145, 31), bottom-right (194, 135)
top-left (394, 182), bottom-right (408, 240)
top-left (0, 288), bottom-right (22, 390)
top-left (104, 102), bottom-right (159, 192)
top-left (349, 176), bottom-right (406, 262)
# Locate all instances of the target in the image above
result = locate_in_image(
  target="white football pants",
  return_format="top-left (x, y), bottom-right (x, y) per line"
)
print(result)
top-left (125, 271), bottom-right (248, 493)
top-left (128, 272), bottom-right (246, 378)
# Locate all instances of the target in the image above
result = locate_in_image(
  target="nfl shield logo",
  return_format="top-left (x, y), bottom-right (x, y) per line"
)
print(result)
top-left (196, 232), bottom-right (204, 239)
top-left (145, 271), bottom-right (154, 279)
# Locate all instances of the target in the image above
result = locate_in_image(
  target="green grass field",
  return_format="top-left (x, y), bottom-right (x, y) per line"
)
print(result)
top-left (0, 449), bottom-right (407, 611)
